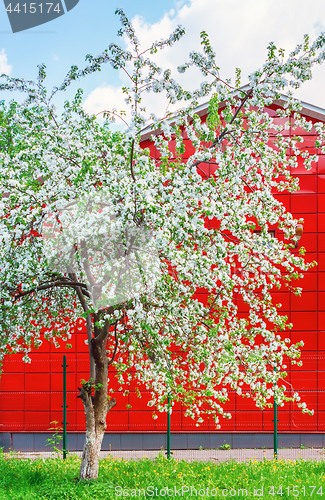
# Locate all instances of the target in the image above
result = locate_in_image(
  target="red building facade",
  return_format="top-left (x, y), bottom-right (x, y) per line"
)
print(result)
top-left (1, 97), bottom-right (325, 450)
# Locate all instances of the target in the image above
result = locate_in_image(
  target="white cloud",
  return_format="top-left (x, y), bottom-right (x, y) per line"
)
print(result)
top-left (83, 83), bottom-right (174, 130)
top-left (83, 85), bottom-right (131, 127)
top-left (0, 49), bottom-right (12, 75)
top-left (84, 0), bottom-right (325, 119)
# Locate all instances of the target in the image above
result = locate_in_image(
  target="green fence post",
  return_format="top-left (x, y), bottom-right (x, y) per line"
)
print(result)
top-left (63, 355), bottom-right (67, 459)
top-left (274, 365), bottom-right (278, 459)
top-left (167, 394), bottom-right (171, 459)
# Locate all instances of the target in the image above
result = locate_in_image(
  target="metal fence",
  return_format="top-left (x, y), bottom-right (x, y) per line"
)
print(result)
top-left (1, 353), bottom-right (325, 461)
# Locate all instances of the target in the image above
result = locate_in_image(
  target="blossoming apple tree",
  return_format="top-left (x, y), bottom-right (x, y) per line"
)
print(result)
top-left (1, 10), bottom-right (325, 479)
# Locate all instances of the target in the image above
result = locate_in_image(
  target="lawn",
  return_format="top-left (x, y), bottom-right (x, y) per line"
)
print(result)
top-left (0, 452), bottom-right (325, 499)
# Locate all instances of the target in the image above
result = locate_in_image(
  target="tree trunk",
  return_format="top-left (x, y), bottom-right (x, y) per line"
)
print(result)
top-left (79, 429), bottom-right (105, 480)
top-left (78, 330), bottom-right (116, 480)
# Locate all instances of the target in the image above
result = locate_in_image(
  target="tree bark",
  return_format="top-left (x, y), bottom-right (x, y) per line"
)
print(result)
top-left (78, 324), bottom-right (116, 480)
top-left (79, 428), bottom-right (105, 480)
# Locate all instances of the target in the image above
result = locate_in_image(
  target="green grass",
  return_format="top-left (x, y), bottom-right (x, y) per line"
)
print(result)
top-left (0, 452), bottom-right (325, 499)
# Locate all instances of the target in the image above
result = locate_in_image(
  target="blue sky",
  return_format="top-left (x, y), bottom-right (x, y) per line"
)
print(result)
top-left (0, 0), bottom-right (325, 123)
top-left (0, 1), bottom-right (181, 106)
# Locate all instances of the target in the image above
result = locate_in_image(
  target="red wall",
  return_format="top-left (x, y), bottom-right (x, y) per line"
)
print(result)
top-left (1, 105), bottom-right (324, 434)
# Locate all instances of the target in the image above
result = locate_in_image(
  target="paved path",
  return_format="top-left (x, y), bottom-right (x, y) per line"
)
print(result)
top-left (12, 448), bottom-right (325, 462)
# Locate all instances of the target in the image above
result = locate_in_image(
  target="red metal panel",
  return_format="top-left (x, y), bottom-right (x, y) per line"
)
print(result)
top-left (318, 155), bottom-right (325, 173)
top-left (140, 139), bottom-right (157, 159)
top-left (182, 139), bottom-right (196, 160)
top-left (105, 410), bottom-right (129, 431)
top-left (263, 410), bottom-right (290, 432)
top-left (107, 409), bottom-right (130, 430)
top-left (235, 395), bottom-right (260, 411)
top-left (318, 273), bottom-right (325, 291)
top-left (168, 139), bottom-right (177, 159)
top-left (25, 393), bottom-right (50, 411)
top-left (76, 331), bottom-right (88, 352)
top-left (275, 194), bottom-right (290, 211)
top-left (291, 292), bottom-right (317, 311)
top-left (316, 413), bottom-right (325, 430)
top-left (205, 217), bottom-right (221, 230)
top-left (196, 163), bottom-right (210, 179)
top-left (24, 353), bottom-right (50, 373)
top-left (76, 353), bottom-right (89, 373)
top-left (123, 377), bottom-right (147, 393)
top-left (107, 375), bottom-right (125, 392)
top-left (319, 176), bottom-right (325, 194)
top-left (235, 411), bottom-right (262, 431)
top-left (318, 293), bottom-right (325, 310)
top-left (291, 351), bottom-right (317, 371)
top-left (76, 396), bottom-right (84, 413)
top-left (291, 194), bottom-right (317, 214)
top-left (295, 391), bottom-right (318, 408)
top-left (237, 298), bottom-right (250, 313)
top-left (290, 370), bottom-right (317, 390)
top-left (319, 212), bottom-right (325, 229)
top-left (50, 354), bottom-right (76, 373)
top-left (271, 292), bottom-right (290, 311)
top-left (47, 410), bottom-right (78, 431)
top-left (297, 233), bottom-right (317, 252)
top-left (290, 121), bottom-right (317, 135)
top-left (155, 411), bottom-right (184, 431)
top-left (318, 234), bottom-right (325, 253)
top-left (152, 414), bottom-right (166, 431)
top-left (292, 137), bottom-right (318, 155)
top-left (316, 397), bottom-right (325, 411)
top-left (128, 391), bottom-right (152, 411)
top-left (182, 415), bottom-right (209, 431)
top-left (317, 371), bottom-right (325, 389)
top-left (25, 411), bottom-right (51, 430)
top-left (291, 411), bottom-right (318, 430)
top-left (50, 392), bottom-right (77, 411)
top-left (292, 175), bottom-right (317, 194)
top-left (318, 332), bottom-right (325, 349)
top-left (269, 116), bottom-right (290, 136)
top-left (64, 411), bottom-right (77, 429)
top-left (223, 391), bottom-right (236, 411)
top-left (317, 352), bottom-right (325, 370)
top-left (76, 411), bottom-right (86, 430)
top-left (318, 195), bottom-right (325, 212)
top-left (0, 392), bottom-right (24, 411)
top-left (25, 373), bottom-right (50, 392)
top-left (291, 331), bottom-right (317, 350)
top-left (1, 102), bottom-right (325, 436)
top-left (1, 354), bottom-right (25, 371)
top-left (0, 411), bottom-right (24, 429)
top-left (50, 372), bottom-right (76, 392)
top-left (296, 272), bottom-right (316, 292)
top-left (317, 254), bottom-right (325, 272)
top-left (170, 412), bottom-right (183, 431)
top-left (215, 417), bottom-right (236, 431)
top-left (192, 293), bottom-right (209, 306)
top-left (75, 318), bottom-right (86, 331)
top-left (50, 339), bottom-right (73, 353)
top-left (169, 399), bottom-right (182, 412)
top-left (0, 373), bottom-right (24, 391)
top-left (31, 338), bottom-right (51, 354)
top-left (292, 157), bottom-right (317, 175)
top-left (303, 253), bottom-right (317, 269)
top-left (109, 391), bottom-right (128, 411)
top-left (291, 312), bottom-right (317, 331)
top-left (319, 312), bottom-right (325, 330)
top-left (292, 213), bottom-right (317, 233)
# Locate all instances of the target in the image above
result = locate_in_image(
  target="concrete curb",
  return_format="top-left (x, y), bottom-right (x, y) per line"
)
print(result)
top-left (7, 448), bottom-right (325, 462)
